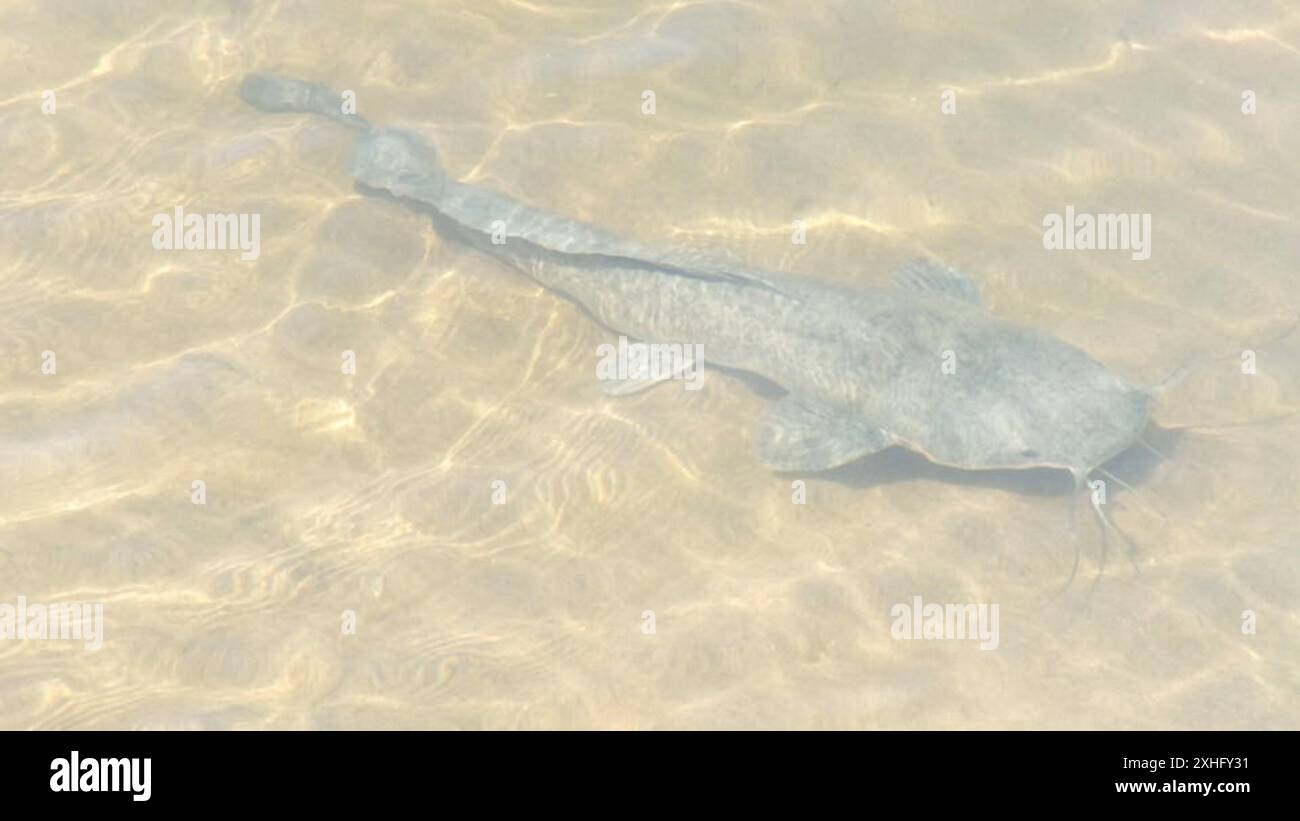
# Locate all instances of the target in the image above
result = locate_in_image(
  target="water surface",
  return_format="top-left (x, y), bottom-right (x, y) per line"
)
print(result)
top-left (1, 0), bottom-right (1297, 729)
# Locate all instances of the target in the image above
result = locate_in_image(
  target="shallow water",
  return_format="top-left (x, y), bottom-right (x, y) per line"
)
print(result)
top-left (1, 0), bottom-right (1297, 729)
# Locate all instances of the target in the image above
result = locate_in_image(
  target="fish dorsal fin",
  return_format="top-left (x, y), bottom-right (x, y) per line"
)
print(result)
top-left (755, 396), bottom-right (894, 472)
top-left (893, 258), bottom-right (981, 305)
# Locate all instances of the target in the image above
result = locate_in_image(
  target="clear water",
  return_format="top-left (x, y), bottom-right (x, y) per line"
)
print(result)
top-left (0, 1), bottom-right (1297, 728)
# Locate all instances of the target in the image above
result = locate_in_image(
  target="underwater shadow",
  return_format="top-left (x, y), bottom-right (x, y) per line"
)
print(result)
top-left (796, 423), bottom-right (1185, 502)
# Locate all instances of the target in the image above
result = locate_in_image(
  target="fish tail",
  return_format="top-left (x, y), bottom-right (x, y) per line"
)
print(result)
top-left (238, 73), bottom-right (371, 132)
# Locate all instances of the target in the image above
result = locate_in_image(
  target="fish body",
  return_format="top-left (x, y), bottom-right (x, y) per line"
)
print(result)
top-left (240, 74), bottom-right (1150, 479)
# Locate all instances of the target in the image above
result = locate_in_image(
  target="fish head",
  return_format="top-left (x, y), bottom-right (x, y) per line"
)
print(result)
top-left (933, 328), bottom-right (1151, 475)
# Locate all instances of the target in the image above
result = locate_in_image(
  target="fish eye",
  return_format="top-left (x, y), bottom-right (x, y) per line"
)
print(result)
top-left (1019, 449), bottom-right (1040, 458)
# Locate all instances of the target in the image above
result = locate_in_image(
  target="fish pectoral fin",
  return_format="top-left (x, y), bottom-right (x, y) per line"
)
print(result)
top-left (600, 340), bottom-right (703, 396)
top-left (755, 396), bottom-right (893, 472)
top-left (893, 258), bottom-right (981, 305)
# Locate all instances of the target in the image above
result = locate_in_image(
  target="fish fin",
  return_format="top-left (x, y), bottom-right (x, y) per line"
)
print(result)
top-left (600, 341), bottom-right (702, 396)
top-left (893, 258), bottom-right (981, 305)
top-left (755, 396), bottom-right (893, 471)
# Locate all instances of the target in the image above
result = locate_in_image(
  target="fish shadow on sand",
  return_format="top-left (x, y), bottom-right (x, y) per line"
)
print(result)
top-left (786, 424), bottom-right (1185, 589)
top-left (795, 423), bottom-right (1184, 502)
